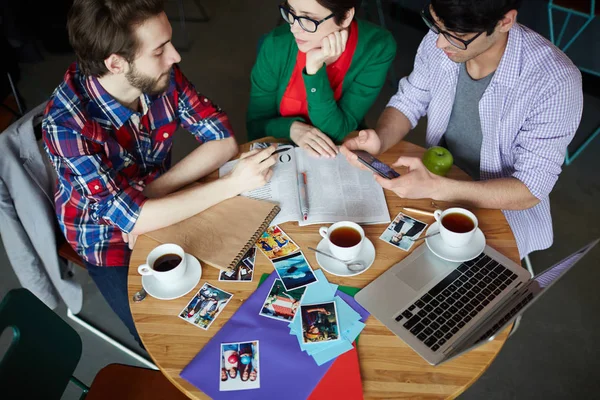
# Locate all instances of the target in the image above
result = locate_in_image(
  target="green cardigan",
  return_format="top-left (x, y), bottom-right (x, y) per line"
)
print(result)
top-left (246, 19), bottom-right (396, 142)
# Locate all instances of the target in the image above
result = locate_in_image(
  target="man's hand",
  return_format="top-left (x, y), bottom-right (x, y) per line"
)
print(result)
top-left (121, 231), bottom-right (138, 250)
top-left (305, 30), bottom-right (349, 75)
top-left (227, 146), bottom-right (277, 193)
top-left (339, 129), bottom-right (382, 170)
top-left (374, 156), bottom-right (443, 199)
top-left (290, 122), bottom-right (338, 158)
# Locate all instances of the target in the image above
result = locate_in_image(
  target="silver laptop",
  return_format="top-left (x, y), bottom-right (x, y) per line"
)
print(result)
top-left (355, 239), bottom-right (599, 365)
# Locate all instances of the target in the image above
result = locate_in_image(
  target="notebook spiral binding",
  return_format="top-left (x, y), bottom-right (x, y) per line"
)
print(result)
top-left (228, 205), bottom-right (281, 270)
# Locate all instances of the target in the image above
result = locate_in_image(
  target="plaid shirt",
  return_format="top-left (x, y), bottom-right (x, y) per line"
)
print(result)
top-left (388, 24), bottom-right (583, 258)
top-left (43, 63), bottom-right (233, 267)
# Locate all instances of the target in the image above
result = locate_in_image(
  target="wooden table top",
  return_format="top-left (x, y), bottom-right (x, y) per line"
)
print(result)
top-left (128, 139), bottom-right (520, 399)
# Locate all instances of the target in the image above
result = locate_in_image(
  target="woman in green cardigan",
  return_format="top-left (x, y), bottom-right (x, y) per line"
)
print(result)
top-left (247, 0), bottom-right (396, 157)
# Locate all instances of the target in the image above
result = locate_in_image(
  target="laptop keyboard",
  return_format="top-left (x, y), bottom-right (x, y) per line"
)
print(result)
top-left (394, 253), bottom-right (518, 352)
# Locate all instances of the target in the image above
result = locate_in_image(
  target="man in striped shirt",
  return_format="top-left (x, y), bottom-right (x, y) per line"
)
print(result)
top-left (43, 0), bottom-right (276, 344)
top-left (342, 0), bottom-right (583, 259)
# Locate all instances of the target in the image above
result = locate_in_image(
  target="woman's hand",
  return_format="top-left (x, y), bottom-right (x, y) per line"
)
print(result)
top-left (305, 29), bottom-right (349, 75)
top-left (290, 121), bottom-right (338, 158)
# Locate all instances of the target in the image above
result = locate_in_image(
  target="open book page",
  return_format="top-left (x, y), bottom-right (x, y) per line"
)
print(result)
top-left (295, 148), bottom-right (390, 226)
top-left (219, 144), bottom-right (301, 225)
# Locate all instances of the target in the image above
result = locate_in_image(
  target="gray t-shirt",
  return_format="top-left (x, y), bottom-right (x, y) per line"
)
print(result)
top-left (441, 63), bottom-right (495, 180)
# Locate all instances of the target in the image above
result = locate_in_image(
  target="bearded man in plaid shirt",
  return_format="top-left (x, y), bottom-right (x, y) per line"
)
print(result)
top-left (43, 0), bottom-right (276, 345)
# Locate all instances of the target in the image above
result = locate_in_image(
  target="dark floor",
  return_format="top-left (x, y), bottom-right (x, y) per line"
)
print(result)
top-left (1, 0), bottom-right (599, 399)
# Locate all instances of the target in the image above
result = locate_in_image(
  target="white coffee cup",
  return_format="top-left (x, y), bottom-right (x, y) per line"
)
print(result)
top-left (433, 208), bottom-right (478, 248)
top-left (138, 243), bottom-right (187, 284)
top-left (319, 221), bottom-right (364, 261)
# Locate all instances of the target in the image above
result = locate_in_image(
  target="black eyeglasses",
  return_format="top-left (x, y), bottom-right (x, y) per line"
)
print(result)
top-left (420, 7), bottom-right (484, 50)
top-left (279, 3), bottom-right (334, 33)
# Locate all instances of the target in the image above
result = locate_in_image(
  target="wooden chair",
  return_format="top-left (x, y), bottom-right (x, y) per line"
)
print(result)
top-left (86, 364), bottom-right (188, 400)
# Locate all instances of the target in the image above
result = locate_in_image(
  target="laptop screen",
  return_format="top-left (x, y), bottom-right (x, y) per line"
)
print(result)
top-left (533, 239), bottom-right (599, 289)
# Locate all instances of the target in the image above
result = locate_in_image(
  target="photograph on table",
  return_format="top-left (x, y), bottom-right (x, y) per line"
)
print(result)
top-left (272, 252), bottom-right (318, 291)
top-left (219, 247), bottom-right (257, 282)
top-left (379, 212), bottom-right (428, 251)
top-left (256, 225), bottom-right (299, 260)
top-left (179, 283), bottom-right (233, 330)
top-left (259, 278), bottom-right (307, 322)
top-left (300, 301), bottom-right (340, 344)
top-left (220, 341), bottom-right (260, 391)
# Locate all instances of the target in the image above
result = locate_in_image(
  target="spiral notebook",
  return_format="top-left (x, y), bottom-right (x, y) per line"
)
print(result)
top-left (145, 197), bottom-right (280, 271)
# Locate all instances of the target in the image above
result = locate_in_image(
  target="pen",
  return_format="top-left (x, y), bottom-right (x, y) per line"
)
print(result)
top-left (298, 172), bottom-right (309, 221)
top-left (259, 146), bottom-right (292, 162)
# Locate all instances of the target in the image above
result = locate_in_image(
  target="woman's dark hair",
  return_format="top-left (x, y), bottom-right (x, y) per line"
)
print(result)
top-left (67, 0), bottom-right (166, 77)
top-left (431, 0), bottom-right (522, 35)
top-left (316, 0), bottom-right (361, 25)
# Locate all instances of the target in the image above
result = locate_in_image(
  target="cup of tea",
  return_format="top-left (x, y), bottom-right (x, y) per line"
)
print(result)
top-left (319, 221), bottom-right (364, 261)
top-left (138, 243), bottom-right (187, 284)
top-left (433, 208), bottom-right (478, 248)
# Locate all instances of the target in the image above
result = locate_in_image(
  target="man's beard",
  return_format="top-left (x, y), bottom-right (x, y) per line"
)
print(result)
top-left (126, 63), bottom-right (170, 96)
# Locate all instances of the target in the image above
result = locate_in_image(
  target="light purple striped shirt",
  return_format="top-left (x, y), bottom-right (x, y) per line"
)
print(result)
top-left (388, 24), bottom-right (583, 259)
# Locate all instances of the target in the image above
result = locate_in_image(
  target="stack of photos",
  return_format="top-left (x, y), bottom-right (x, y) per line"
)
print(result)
top-left (220, 341), bottom-right (260, 391)
top-left (259, 278), bottom-right (307, 322)
top-left (219, 247), bottom-right (257, 282)
top-left (179, 283), bottom-right (233, 330)
top-left (379, 212), bottom-right (428, 251)
top-left (256, 225), bottom-right (318, 291)
top-left (300, 301), bottom-right (340, 344)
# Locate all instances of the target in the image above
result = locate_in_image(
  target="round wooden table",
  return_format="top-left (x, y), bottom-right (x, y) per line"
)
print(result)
top-left (128, 139), bottom-right (520, 399)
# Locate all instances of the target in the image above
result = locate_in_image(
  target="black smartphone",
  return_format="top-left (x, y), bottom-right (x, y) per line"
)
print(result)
top-left (352, 150), bottom-right (400, 179)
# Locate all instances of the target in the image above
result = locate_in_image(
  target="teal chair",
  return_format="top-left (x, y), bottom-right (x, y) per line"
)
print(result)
top-left (548, 0), bottom-right (600, 165)
top-left (0, 288), bottom-right (89, 399)
top-left (0, 289), bottom-right (193, 399)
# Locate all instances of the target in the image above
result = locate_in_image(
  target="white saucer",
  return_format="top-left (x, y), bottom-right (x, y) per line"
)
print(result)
top-left (425, 222), bottom-right (486, 262)
top-left (141, 253), bottom-right (202, 300)
top-left (315, 237), bottom-right (376, 277)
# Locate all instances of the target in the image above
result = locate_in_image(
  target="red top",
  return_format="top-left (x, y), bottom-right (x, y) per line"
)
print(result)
top-left (279, 20), bottom-right (359, 123)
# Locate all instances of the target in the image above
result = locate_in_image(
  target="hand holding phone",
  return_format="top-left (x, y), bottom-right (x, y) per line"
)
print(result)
top-left (351, 150), bottom-right (400, 179)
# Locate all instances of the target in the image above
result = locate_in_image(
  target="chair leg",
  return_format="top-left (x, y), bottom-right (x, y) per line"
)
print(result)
top-left (508, 256), bottom-right (534, 338)
top-left (66, 309), bottom-right (158, 371)
top-left (565, 124), bottom-right (600, 166)
top-left (367, 0), bottom-right (398, 87)
top-left (170, 0), bottom-right (211, 51)
top-left (6, 72), bottom-right (25, 115)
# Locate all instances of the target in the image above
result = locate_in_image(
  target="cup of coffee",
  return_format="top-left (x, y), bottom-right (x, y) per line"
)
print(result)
top-left (433, 208), bottom-right (478, 248)
top-left (319, 221), bottom-right (364, 261)
top-left (138, 243), bottom-right (187, 284)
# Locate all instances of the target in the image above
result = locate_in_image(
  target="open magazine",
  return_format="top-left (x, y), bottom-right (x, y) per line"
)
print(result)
top-left (219, 143), bottom-right (391, 226)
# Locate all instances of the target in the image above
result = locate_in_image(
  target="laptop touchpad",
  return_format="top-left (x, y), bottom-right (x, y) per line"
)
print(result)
top-left (395, 251), bottom-right (452, 292)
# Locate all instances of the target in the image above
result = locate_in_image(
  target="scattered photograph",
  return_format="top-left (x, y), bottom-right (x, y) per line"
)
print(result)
top-left (220, 341), bottom-right (260, 391)
top-left (300, 301), bottom-right (340, 344)
top-left (379, 212), bottom-right (428, 251)
top-left (256, 225), bottom-right (299, 260)
top-left (219, 247), bottom-right (257, 282)
top-left (272, 252), bottom-right (318, 291)
top-left (179, 283), bottom-right (233, 330)
top-left (259, 278), bottom-right (307, 322)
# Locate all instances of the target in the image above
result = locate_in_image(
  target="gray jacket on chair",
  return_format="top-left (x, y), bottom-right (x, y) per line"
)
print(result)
top-left (0, 103), bottom-right (82, 313)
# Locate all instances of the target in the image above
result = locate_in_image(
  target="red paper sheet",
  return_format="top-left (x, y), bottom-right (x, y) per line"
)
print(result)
top-left (309, 343), bottom-right (363, 400)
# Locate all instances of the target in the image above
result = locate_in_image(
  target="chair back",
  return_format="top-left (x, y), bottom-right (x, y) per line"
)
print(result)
top-left (0, 288), bottom-right (82, 398)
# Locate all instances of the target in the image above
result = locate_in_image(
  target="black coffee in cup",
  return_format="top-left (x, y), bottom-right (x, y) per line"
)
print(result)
top-left (442, 212), bottom-right (475, 233)
top-left (153, 254), bottom-right (182, 272)
top-left (330, 226), bottom-right (362, 248)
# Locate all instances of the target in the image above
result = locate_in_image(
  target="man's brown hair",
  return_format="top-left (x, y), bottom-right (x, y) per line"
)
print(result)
top-left (67, 0), bottom-right (166, 77)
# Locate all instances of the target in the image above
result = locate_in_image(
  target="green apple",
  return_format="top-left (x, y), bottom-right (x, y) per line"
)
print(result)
top-left (422, 146), bottom-right (453, 176)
